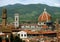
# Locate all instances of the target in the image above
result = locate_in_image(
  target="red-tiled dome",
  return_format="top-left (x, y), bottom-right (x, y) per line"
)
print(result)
top-left (38, 8), bottom-right (51, 22)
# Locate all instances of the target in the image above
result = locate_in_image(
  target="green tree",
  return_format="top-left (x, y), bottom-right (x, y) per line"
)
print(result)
top-left (0, 37), bottom-right (2, 42)
top-left (10, 33), bottom-right (14, 42)
top-left (5, 38), bottom-right (9, 42)
top-left (14, 36), bottom-right (22, 42)
top-left (22, 40), bottom-right (25, 42)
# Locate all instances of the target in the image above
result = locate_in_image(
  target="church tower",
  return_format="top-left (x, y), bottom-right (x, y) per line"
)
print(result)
top-left (2, 8), bottom-right (7, 27)
top-left (2, 8), bottom-right (11, 32)
top-left (14, 13), bottom-right (19, 28)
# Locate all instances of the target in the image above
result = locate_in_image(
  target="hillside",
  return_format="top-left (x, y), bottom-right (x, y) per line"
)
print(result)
top-left (0, 3), bottom-right (60, 23)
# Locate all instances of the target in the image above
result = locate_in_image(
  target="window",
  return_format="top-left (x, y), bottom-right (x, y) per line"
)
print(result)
top-left (24, 34), bottom-right (26, 36)
top-left (16, 23), bottom-right (17, 25)
top-left (21, 34), bottom-right (23, 36)
top-left (16, 18), bottom-right (17, 21)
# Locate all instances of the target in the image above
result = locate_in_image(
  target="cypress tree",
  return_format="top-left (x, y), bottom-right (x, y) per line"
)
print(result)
top-left (14, 36), bottom-right (22, 42)
top-left (10, 33), bottom-right (14, 42)
top-left (5, 38), bottom-right (9, 42)
top-left (0, 37), bottom-right (2, 42)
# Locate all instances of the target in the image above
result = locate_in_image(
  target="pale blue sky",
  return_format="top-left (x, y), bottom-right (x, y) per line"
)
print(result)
top-left (0, 0), bottom-right (60, 7)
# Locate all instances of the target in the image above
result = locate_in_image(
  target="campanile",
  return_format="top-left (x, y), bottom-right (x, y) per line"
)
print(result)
top-left (2, 8), bottom-right (7, 27)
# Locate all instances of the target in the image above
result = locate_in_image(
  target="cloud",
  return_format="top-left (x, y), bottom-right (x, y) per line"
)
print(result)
top-left (0, 0), bottom-right (60, 7)
top-left (54, 3), bottom-right (60, 7)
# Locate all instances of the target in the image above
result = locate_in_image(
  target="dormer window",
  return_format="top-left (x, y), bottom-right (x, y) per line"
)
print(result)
top-left (17, 31), bottom-right (27, 39)
top-left (21, 34), bottom-right (23, 36)
top-left (24, 34), bottom-right (26, 36)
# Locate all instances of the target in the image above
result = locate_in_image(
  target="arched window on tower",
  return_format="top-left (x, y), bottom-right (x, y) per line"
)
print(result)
top-left (16, 17), bottom-right (17, 21)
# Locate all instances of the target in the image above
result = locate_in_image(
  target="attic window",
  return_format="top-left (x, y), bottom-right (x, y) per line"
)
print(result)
top-left (24, 34), bottom-right (26, 36)
top-left (16, 18), bottom-right (17, 21)
top-left (21, 34), bottom-right (23, 36)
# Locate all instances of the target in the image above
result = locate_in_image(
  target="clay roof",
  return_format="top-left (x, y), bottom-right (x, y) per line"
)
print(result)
top-left (0, 33), bottom-right (5, 36)
top-left (23, 30), bottom-right (56, 34)
top-left (42, 24), bottom-right (48, 28)
top-left (21, 24), bottom-right (38, 26)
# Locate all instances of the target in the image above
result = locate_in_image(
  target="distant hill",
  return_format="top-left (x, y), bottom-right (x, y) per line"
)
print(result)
top-left (0, 3), bottom-right (60, 23)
